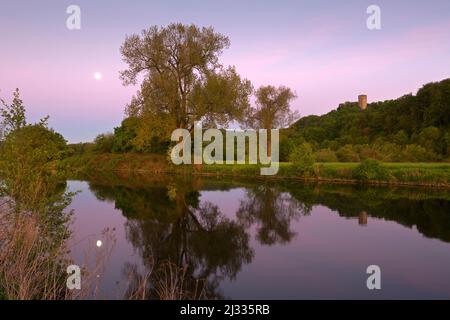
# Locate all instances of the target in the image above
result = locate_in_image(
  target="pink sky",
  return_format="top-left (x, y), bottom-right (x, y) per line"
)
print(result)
top-left (1, 0), bottom-right (449, 142)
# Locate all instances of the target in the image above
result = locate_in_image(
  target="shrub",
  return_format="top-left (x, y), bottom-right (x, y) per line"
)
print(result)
top-left (401, 144), bottom-right (440, 162)
top-left (289, 142), bottom-right (315, 173)
top-left (112, 117), bottom-right (139, 153)
top-left (358, 144), bottom-right (381, 161)
top-left (336, 144), bottom-right (360, 162)
top-left (67, 142), bottom-right (95, 156)
top-left (279, 137), bottom-right (295, 162)
top-left (315, 148), bottom-right (338, 162)
top-left (0, 124), bottom-right (69, 212)
top-left (352, 159), bottom-right (389, 181)
top-left (374, 142), bottom-right (403, 162)
top-left (0, 212), bottom-right (71, 300)
top-left (94, 133), bottom-right (115, 153)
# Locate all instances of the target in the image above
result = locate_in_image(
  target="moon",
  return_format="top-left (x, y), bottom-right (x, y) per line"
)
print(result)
top-left (94, 72), bottom-right (102, 80)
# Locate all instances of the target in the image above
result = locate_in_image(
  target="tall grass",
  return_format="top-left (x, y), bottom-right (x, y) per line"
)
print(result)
top-left (123, 261), bottom-right (207, 300)
top-left (0, 204), bottom-right (204, 300)
top-left (0, 207), bottom-right (71, 300)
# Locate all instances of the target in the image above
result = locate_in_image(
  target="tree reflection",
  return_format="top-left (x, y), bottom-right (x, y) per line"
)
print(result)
top-left (283, 182), bottom-right (450, 243)
top-left (87, 175), bottom-right (450, 299)
top-left (237, 184), bottom-right (311, 245)
top-left (89, 178), bottom-right (253, 299)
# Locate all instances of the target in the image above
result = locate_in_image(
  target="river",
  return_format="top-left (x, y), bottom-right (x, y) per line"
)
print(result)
top-left (66, 174), bottom-right (450, 299)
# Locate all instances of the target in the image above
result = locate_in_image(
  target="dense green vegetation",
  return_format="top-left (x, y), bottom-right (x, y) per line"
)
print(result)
top-left (62, 77), bottom-right (450, 188)
top-left (60, 23), bottom-right (450, 167)
top-left (282, 78), bottom-right (450, 162)
top-left (1, 20), bottom-right (449, 301)
top-left (0, 90), bottom-right (74, 300)
top-left (61, 153), bottom-right (450, 187)
top-left (3, 25), bottom-right (449, 191)
top-left (78, 78), bottom-right (450, 165)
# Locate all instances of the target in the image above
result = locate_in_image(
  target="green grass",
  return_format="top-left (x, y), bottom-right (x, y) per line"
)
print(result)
top-left (60, 153), bottom-right (450, 188)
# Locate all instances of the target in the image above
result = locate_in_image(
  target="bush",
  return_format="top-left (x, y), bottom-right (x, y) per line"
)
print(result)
top-left (315, 148), bottom-right (338, 162)
top-left (357, 144), bottom-right (381, 161)
top-left (0, 212), bottom-right (71, 300)
top-left (289, 142), bottom-right (315, 173)
top-left (352, 159), bottom-right (389, 181)
top-left (336, 145), bottom-right (360, 162)
top-left (94, 133), bottom-right (115, 153)
top-left (67, 142), bottom-right (95, 156)
top-left (112, 117), bottom-right (139, 153)
top-left (279, 137), bottom-right (295, 162)
top-left (401, 144), bottom-right (440, 162)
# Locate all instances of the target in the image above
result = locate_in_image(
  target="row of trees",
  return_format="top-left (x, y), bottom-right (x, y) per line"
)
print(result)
top-left (6, 23), bottom-right (446, 163)
top-left (286, 79), bottom-right (450, 161)
top-left (87, 23), bottom-right (298, 155)
top-left (84, 23), bottom-right (450, 163)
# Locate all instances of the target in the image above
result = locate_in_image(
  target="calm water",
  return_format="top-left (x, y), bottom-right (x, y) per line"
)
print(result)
top-left (67, 174), bottom-right (450, 299)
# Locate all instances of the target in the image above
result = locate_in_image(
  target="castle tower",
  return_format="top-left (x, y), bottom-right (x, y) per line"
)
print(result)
top-left (358, 95), bottom-right (367, 110)
top-left (358, 211), bottom-right (368, 226)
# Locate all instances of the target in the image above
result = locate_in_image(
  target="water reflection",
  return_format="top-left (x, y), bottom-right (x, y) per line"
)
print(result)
top-left (282, 182), bottom-right (450, 242)
top-left (76, 173), bottom-right (450, 299)
top-left (88, 177), bottom-right (254, 299)
top-left (237, 185), bottom-right (311, 245)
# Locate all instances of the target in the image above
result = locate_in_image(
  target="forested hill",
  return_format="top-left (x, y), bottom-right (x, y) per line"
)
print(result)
top-left (285, 78), bottom-right (450, 161)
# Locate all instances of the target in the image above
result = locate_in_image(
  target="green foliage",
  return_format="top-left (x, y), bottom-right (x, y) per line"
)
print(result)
top-left (289, 142), bottom-right (315, 172)
top-left (279, 132), bottom-right (305, 162)
top-left (352, 159), bottom-right (389, 181)
top-left (1, 124), bottom-right (67, 172)
top-left (0, 88), bottom-right (27, 137)
top-left (94, 132), bottom-right (115, 153)
top-left (418, 126), bottom-right (444, 154)
top-left (112, 117), bottom-right (138, 152)
top-left (279, 137), bottom-right (295, 162)
top-left (336, 145), bottom-right (360, 162)
top-left (401, 144), bottom-right (439, 162)
top-left (315, 148), bottom-right (338, 162)
top-left (392, 130), bottom-right (409, 145)
top-left (0, 94), bottom-right (74, 250)
top-left (290, 79), bottom-right (450, 161)
top-left (245, 85), bottom-right (298, 129)
top-left (120, 23), bottom-right (252, 145)
top-left (67, 142), bottom-right (95, 156)
top-left (0, 124), bottom-right (69, 218)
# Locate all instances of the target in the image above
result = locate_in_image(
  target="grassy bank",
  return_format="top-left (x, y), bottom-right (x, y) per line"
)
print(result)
top-left (60, 153), bottom-right (450, 188)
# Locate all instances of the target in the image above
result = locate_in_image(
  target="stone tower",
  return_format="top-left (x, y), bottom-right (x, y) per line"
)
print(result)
top-left (358, 95), bottom-right (367, 110)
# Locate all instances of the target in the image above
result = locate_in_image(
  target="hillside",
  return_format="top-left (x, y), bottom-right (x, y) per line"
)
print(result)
top-left (284, 78), bottom-right (450, 162)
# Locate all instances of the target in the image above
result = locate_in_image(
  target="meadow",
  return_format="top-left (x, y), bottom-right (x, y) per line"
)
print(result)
top-left (60, 153), bottom-right (450, 188)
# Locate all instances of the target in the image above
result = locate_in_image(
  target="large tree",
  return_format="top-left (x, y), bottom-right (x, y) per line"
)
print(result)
top-left (245, 85), bottom-right (298, 155)
top-left (247, 85), bottom-right (298, 130)
top-left (120, 23), bottom-right (252, 149)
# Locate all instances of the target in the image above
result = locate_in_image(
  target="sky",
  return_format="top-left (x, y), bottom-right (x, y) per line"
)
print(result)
top-left (1, 0), bottom-right (450, 143)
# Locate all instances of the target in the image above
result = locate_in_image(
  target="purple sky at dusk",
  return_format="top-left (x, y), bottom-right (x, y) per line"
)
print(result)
top-left (1, 0), bottom-right (450, 143)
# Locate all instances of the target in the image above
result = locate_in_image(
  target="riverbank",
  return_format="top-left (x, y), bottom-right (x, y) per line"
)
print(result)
top-left (60, 153), bottom-right (450, 188)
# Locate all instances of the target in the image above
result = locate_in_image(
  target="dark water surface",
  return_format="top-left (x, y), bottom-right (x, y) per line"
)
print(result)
top-left (67, 174), bottom-right (450, 299)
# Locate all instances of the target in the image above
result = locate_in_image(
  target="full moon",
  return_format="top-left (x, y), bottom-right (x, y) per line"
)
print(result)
top-left (94, 72), bottom-right (102, 80)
